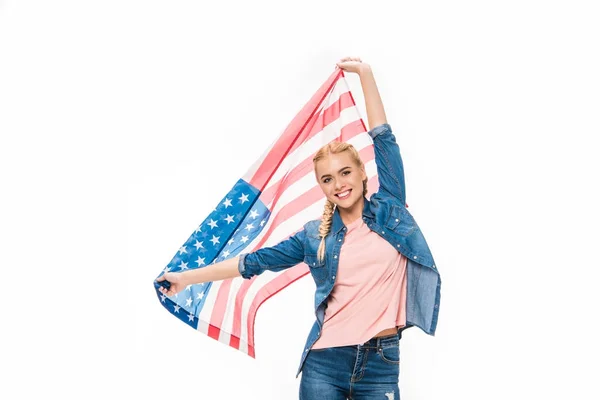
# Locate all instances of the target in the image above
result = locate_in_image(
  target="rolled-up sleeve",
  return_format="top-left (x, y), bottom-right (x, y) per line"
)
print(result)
top-left (237, 227), bottom-right (307, 280)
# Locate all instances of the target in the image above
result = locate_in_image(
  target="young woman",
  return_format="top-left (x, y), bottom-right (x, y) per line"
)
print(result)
top-left (157, 57), bottom-right (441, 399)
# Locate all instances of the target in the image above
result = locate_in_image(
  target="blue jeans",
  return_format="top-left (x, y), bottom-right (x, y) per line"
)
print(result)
top-left (299, 332), bottom-right (402, 400)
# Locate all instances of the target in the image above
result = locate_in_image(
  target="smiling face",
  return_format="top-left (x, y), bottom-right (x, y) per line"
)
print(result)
top-left (314, 150), bottom-right (367, 212)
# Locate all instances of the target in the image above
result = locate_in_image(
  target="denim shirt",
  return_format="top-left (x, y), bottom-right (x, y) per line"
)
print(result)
top-left (238, 123), bottom-right (441, 378)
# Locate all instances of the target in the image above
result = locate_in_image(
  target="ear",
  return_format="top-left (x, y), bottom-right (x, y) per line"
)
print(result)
top-left (360, 165), bottom-right (367, 180)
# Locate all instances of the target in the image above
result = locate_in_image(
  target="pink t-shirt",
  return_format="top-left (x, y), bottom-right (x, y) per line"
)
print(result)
top-left (311, 216), bottom-right (408, 349)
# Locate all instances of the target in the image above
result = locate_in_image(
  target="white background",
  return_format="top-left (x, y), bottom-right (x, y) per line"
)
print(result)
top-left (1, 0), bottom-right (599, 399)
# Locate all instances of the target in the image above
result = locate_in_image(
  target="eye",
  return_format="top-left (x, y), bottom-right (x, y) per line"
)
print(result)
top-left (323, 178), bottom-right (331, 183)
top-left (343, 171), bottom-right (351, 176)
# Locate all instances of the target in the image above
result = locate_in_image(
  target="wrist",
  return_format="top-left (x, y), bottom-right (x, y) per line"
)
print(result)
top-left (180, 270), bottom-right (194, 287)
top-left (358, 63), bottom-right (372, 76)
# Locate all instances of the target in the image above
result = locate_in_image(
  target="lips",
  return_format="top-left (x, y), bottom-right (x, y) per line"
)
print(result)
top-left (335, 189), bottom-right (351, 199)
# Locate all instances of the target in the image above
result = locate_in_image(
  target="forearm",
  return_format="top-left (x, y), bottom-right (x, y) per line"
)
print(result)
top-left (181, 256), bottom-right (241, 285)
top-left (358, 64), bottom-right (388, 130)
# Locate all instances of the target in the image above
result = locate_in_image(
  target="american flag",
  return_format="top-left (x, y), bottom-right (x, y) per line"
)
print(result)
top-left (154, 69), bottom-right (383, 357)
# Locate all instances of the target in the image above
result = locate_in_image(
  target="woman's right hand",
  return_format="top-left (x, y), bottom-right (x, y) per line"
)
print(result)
top-left (336, 57), bottom-right (370, 75)
top-left (156, 272), bottom-right (187, 297)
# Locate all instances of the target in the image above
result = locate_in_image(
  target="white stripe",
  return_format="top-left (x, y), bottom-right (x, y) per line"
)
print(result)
top-left (198, 280), bottom-right (222, 330)
top-left (325, 77), bottom-right (352, 108)
top-left (218, 267), bottom-right (247, 344)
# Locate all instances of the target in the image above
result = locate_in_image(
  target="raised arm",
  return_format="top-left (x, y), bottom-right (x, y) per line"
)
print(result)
top-left (336, 57), bottom-right (406, 204)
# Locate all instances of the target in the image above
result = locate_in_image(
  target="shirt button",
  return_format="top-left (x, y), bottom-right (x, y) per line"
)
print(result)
top-left (395, 218), bottom-right (399, 222)
top-left (305, 349), bottom-right (309, 352)
top-left (413, 256), bottom-right (418, 259)
top-left (332, 275), bottom-right (336, 280)
top-left (397, 244), bottom-right (400, 247)
top-left (334, 255), bottom-right (337, 259)
top-left (338, 239), bottom-right (341, 242)
top-left (381, 231), bottom-right (385, 234)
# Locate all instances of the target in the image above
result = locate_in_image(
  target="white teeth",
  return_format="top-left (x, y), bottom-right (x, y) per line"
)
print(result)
top-left (336, 190), bottom-right (351, 199)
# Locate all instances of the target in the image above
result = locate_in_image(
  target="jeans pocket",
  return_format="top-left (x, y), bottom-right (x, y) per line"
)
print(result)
top-left (378, 344), bottom-right (401, 365)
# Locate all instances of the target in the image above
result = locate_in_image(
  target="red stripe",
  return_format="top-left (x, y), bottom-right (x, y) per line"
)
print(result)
top-left (248, 69), bottom-right (343, 191)
top-left (207, 279), bottom-right (232, 340)
top-left (204, 323), bottom-right (255, 358)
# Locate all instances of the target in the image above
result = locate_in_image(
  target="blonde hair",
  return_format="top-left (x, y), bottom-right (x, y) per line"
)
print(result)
top-left (313, 141), bottom-right (368, 263)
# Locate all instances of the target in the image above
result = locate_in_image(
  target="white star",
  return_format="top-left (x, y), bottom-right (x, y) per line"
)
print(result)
top-left (260, 220), bottom-right (266, 226)
top-left (188, 313), bottom-right (195, 322)
top-left (185, 285), bottom-right (192, 291)
top-left (223, 198), bottom-right (232, 208)
top-left (208, 219), bottom-right (218, 229)
top-left (194, 240), bottom-right (204, 250)
top-left (249, 209), bottom-right (259, 219)
top-left (186, 297), bottom-right (192, 307)
top-left (210, 235), bottom-right (220, 246)
top-left (160, 294), bottom-right (166, 302)
top-left (239, 193), bottom-right (249, 204)
top-left (222, 250), bottom-right (230, 258)
top-left (178, 245), bottom-right (187, 254)
top-left (245, 223), bottom-right (255, 231)
top-left (195, 256), bottom-right (205, 266)
top-left (195, 225), bottom-right (202, 233)
top-left (241, 235), bottom-right (249, 243)
top-left (179, 261), bottom-right (189, 270)
top-left (163, 266), bottom-right (171, 273)
top-left (173, 305), bottom-right (180, 313)
top-left (227, 238), bottom-right (235, 246)
top-left (224, 214), bottom-right (235, 224)
top-left (196, 292), bottom-right (204, 300)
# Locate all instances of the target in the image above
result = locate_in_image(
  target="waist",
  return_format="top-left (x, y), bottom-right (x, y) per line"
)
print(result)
top-left (374, 327), bottom-right (399, 338)
top-left (359, 331), bottom-right (401, 349)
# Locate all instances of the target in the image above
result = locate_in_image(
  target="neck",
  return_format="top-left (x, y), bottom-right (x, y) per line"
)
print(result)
top-left (337, 196), bottom-right (364, 225)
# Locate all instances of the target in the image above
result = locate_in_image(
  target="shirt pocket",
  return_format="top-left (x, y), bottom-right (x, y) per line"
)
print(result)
top-left (304, 254), bottom-right (327, 285)
top-left (385, 205), bottom-right (417, 236)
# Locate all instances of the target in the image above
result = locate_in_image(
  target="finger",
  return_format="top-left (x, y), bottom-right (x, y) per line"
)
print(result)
top-left (156, 275), bottom-right (165, 282)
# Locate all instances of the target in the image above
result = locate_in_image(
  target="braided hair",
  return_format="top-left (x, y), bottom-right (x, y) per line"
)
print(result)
top-left (313, 141), bottom-right (368, 263)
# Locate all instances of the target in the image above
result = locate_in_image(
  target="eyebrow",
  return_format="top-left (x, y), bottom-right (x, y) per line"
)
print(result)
top-left (320, 166), bottom-right (351, 180)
